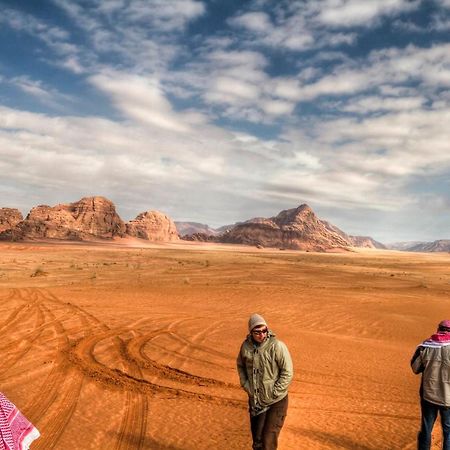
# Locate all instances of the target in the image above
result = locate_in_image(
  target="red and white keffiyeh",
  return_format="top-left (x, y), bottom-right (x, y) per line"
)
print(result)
top-left (421, 331), bottom-right (450, 348)
top-left (0, 393), bottom-right (40, 450)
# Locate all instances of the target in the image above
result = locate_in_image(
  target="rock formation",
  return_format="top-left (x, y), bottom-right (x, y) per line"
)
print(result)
top-left (181, 232), bottom-right (218, 242)
top-left (0, 208), bottom-right (23, 233)
top-left (126, 211), bottom-right (179, 242)
top-left (175, 222), bottom-right (219, 237)
top-left (348, 236), bottom-right (386, 249)
top-left (221, 204), bottom-right (351, 251)
top-left (407, 240), bottom-right (450, 252)
top-left (322, 220), bottom-right (386, 249)
top-left (0, 196), bottom-right (126, 241)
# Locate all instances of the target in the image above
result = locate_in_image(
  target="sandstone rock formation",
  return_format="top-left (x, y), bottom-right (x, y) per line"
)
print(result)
top-left (175, 222), bottom-right (219, 237)
top-left (322, 220), bottom-right (386, 249)
top-left (181, 232), bottom-right (218, 242)
top-left (348, 236), bottom-right (386, 249)
top-left (0, 208), bottom-right (23, 233)
top-left (126, 211), bottom-right (179, 242)
top-left (221, 204), bottom-right (352, 251)
top-left (0, 196), bottom-right (126, 241)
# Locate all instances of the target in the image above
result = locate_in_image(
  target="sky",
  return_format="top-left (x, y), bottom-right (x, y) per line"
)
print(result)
top-left (0, 0), bottom-right (449, 243)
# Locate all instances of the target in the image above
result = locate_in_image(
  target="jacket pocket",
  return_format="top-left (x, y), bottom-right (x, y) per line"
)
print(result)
top-left (261, 380), bottom-right (275, 404)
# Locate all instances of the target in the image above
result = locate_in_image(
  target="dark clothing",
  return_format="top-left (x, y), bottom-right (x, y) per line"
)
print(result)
top-left (418, 399), bottom-right (450, 450)
top-left (250, 396), bottom-right (288, 450)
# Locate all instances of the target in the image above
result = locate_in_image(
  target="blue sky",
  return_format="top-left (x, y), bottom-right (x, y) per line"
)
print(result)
top-left (0, 0), bottom-right (449, 243)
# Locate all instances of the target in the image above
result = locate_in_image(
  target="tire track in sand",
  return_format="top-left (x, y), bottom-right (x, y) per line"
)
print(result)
top-left (114, 337), bottom-right (148, 450)
top-left (124, 330), bottom-right (236, 389)
top-left (39, 290), bottom-right (149, 450)
top-left (66, 325), bottom-right (243, 406)
top-left (0, 302), bottom-right (46, 379)
top-left (25, 295), bottom-right (84, 450)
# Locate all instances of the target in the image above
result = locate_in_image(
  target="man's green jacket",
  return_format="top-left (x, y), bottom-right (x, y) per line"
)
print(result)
top-left (237, 331), bottom-right (293, 415)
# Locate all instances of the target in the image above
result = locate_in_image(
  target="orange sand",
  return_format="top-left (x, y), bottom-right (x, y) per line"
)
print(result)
top-left (0, 241), bottom-right (449, 449)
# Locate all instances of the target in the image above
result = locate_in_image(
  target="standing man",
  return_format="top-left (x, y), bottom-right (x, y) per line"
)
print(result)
top-left (411, 319), bottom-right (450, 450)
top-left (237, 313), bottom-right (293, 450)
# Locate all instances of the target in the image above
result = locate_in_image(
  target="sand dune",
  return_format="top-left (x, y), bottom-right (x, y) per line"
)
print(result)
top-left (0, 242), bottom-right (449, 449)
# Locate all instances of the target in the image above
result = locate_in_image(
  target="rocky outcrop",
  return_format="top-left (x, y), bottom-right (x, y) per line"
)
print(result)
top-left (0, 196), bottom-right (126, 241)
top-left (126, 211), bottom-right (179, 242)
top-left (175, 222), bottom-right (219, 237)
top-left (221, 204), bottom-right (352, 251)
top-left (181, 232), bottom-right (218, 242)
top-left (0, 208), bottom-right (23, 233)
top-left (349, 236), bottom-right (386, 249)
top-left (321, 220), bottom-right (385, 249)
top-left (216, 224), bottom-right (238, 234)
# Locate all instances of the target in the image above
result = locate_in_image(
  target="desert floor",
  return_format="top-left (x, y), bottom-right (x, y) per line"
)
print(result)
top-left (0, 241), bottom-right (449, 449)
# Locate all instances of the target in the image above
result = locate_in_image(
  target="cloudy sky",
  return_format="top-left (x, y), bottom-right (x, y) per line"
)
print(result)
top-left (0, 0), bottom-right (449, 243)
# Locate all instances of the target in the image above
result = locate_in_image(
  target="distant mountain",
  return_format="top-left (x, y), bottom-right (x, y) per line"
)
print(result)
top-left (321, 220), bottom-right (386, 249)
top-left (181, 232), bottom-right (218, 242)
top-left (407, 240), bottom-right (450, 252)
top-left (220, 204), bottom-right (351, 251)
top-left (175, 222), bottom-right (219, 237)
top-left (386, 240), bottom-right (450, 252)
top-left (348, 236), bottom-right (386, 249)
top-left (386, 241), bottom-right (425, 251)
top-left (0, 197), bottom-right (397, 251)
top-left (215, 223), bottom-right (238, 234)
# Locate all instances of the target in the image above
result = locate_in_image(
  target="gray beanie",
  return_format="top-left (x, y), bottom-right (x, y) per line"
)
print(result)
top-left (248, 313), bottom-right (267, 332)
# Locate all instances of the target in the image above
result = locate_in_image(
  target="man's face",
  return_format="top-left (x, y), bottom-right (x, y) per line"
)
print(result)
top-left (251, 324), bottom-right (268, 344)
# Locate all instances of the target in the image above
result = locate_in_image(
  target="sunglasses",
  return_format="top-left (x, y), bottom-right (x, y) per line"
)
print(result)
top-left (252, 328), bottom-right (268, 335)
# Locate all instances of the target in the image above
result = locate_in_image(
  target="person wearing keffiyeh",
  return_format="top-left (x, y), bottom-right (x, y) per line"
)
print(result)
top-left (411, 320), bottom-right (450, 450)
top-left (0, 392), bottom-right (40, 450)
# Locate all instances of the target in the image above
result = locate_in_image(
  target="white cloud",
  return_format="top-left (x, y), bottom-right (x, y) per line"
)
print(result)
top-left (436, 0), bottom-right (450, 7)
top-left (316, 0), bottom-right (420, 27)
top-left (208, 76), bottom-right (261, 102)
top-left (260, 99), bottom-right (295, 115)
top-left (343, 95), bottom-right (426, 113)
top-left (270, 78), bottom-right (303, 101)
top-left (431, 15), bottom-right (450, 30)
top-left (296, 43), bottom-right (450, 101)
top-left (0, 7), bottom-right (69, 39)
top-left (299, 70), bottom-right (370, 100)
top-left (228, 11), bottom-right (272, 32)
top-left (89, 72), bottom-right (193, 133)
top-left (124, 0), bottom-right (205, 31)
top-left (228, 0), bottom-right (416, 55)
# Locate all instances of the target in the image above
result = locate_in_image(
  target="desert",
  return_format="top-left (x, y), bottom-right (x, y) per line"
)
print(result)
top-left (1, 240), bottom-right (449, 449)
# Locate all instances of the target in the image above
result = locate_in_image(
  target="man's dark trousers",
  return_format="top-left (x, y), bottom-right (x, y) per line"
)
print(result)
top-left (418, 398), bottom-right (450, 450)
top-left (250, 396), bottom-right (288, 450)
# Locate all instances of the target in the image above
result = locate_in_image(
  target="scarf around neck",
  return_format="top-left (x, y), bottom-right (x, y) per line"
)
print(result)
top-left (421, 331), bottom-right (450, 348)
top-left (0, 392), bottom-right (40, 450)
